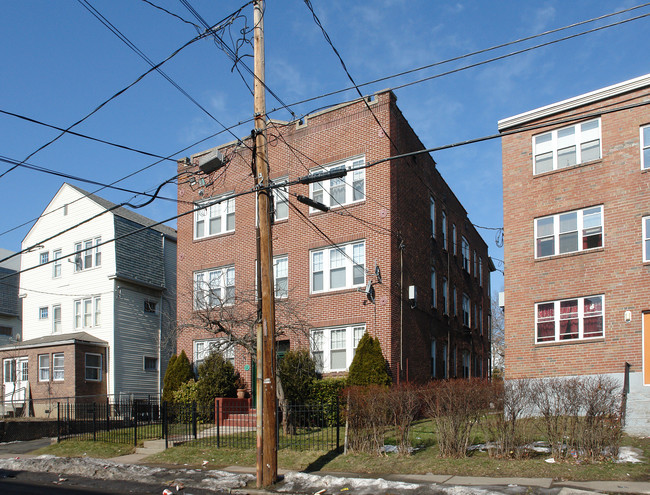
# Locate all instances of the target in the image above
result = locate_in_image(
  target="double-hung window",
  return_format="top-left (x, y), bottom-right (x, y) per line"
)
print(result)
top-left (74, 297), bottom-right (101, 329)
top-left (310, 324), bottom-right (366, 372)
top-left (462, 294), bottom-right (470, 327)
top-left (441, 277), bottom-right (448, 314)
top-left (461, 237), bottom-right (470, 272)
top-left (452, 224), bottom-right (457, 255)
top-left (53, 249), bottom-right (62, 278)
top-left (53, 304), bottom-right (61, 333)
top-left (195, 194), bottom-right (235, 239)
top-left (309, 157), bottom-right (365, 210)
top-left (644, 217), bottom-right (650, 262)
top-left (431, 268), bottom-right (436, 308)
top-left (273, 179), bottom-right (289, 221)
top-left (479, 257), bottom-right (483, 286)
top-left (274, 256), bottom-right (288, 299)
top-left (74, 238), bottom-right (101, 271)
top-left (310, 241), bottom-right (365, 293)
top-left (536, 295), bottom-right (604, 343)
top-left (38, 354), bottom-right (49, 381)
top-left (430, 197), bottom-right (435, 238)
top-left (53, 353), bottom-right (64, 381)
top-left (533, 118), bottom-right (601, 174)
top-left (193, 338), bottom-right (234, 370)
top-left (85, 353), bottom-right (102, 381)
top-left (641, 125), bottom-right (650, 170)
top-left (441, 211), bottom-right (447, 250)
top-left (194, 266), bottom-right (235, 309)
top-left (535, 206), bottom-right (603, 258)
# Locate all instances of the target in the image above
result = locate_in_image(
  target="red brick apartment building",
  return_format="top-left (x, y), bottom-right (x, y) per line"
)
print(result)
top-left (499, 74), bottom-right (650, 434)
top-left (175, 90), bottom-right (493, 387)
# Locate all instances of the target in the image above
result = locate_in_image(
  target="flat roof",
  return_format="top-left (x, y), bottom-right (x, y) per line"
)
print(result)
top-left (498, 73), bottom-right (650, 131)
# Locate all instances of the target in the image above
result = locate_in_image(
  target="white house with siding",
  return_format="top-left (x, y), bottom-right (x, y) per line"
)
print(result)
top-left (4, 183), bottom-right (176, 402)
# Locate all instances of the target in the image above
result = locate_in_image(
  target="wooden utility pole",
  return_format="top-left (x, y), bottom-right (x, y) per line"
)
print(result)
top-left (253, 0), bottom-right (278, 487)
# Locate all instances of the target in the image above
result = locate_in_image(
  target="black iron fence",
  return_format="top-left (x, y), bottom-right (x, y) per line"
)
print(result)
top-left (57, 397), bottom-right (341, 451)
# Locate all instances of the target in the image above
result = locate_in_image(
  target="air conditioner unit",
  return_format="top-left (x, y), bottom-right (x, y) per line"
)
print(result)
top-left (196, 149), bottom-right (226, 174)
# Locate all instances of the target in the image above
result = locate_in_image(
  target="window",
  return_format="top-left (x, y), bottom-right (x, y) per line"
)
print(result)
top-left (642, 217), bottom-right (650, 261)
top-left (442, 277), bottom-right (448, 314)
top-left (535, 206), bottom-right (603, 258)
top-left (479, 257), bottom-right (483, 286)
top-left (40, 252), bottom-right (49, 265)
top-left (461, 237), bottom-right (470, 272)
top-left (74, 297), bottom-right (101, 329)
top-left (274, 256), bottom-right (288, 299)
top-left (479, 306), bottom-right (483, 334)
top-left (431, 340), bottom-right (437, 378)
top-left (431, 269), bottom-right (436, 308)
top-left (85, 353), bottom-right (102, 381)
top-left (273, 179), bottom-right (288, 221)
top-left (194, 194), bottom-right (235, 239)
top-left (533, 118), bottom-right (601, 174)
top-left (310, 241), bottom-right (365, 293)
top-left (462, 351), bottom-right (470, 379)
top-left (452, 224), bottom-right (457, 255)
top-left (39, 307), bottom-right (48, 320)
top-left (441, 343), bottom-right (448, 379)
top-left (310, 324), bottom-right (365, 372)
top-left (193, 339), bottom-right (234, 369)
top-left (441, 211), bottom-right (447, 250)
top-left (144, 300), bottom-right (157, 313)
top-left (536, 295), bottom-right (604, 343)
top-left (641, 125), bottom-right (650, 170)
top-left (144, 356), bottom-right (158, 371)
top-left (452, 286), bottom-right (457, 315)
top-left (53, 305), bottom-right (61, 333)
top-left (53, 353), bottom-right (64, 381)
top-left (53, 249), bottom-right (62, 278)
top-left (4, 359), bottom-right (16, 383)
top-left (0, 326), bottom-right (12, 337)
top-left (473, 250), bottom-right (478, 277)
top-left (309, 157), bottom-right (365, 209)
top-left (462, 294), bottom-right (470, 327)
top-left (194, 266), bottom-right (235, 309)
top-left (38, 354), bottom-right (50, 381)
top-left (74, 238), bottom-right (101, 271)
top-left (430, 197), bottom-right (435, 238)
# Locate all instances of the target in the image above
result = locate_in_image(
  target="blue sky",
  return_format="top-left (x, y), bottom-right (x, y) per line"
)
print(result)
top-left (1, 0), bottom-right (649, 293)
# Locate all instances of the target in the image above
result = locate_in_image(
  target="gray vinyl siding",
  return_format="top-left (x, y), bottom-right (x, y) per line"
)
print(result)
top-left (113, 283), bottom-right (161, 396)
top-left (0, 268), bottom-right (19, 317)
top-left (114, 217), bottom-right (166, 289)
top-left (159, 237), bottom-right (177, 386)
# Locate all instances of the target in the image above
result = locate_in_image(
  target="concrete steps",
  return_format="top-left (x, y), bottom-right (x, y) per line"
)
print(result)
top-left (135, 438), bottom-right (166, 455)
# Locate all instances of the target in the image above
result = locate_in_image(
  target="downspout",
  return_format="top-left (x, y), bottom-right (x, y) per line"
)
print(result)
top-left (158, 233), bottom-right (164, 397)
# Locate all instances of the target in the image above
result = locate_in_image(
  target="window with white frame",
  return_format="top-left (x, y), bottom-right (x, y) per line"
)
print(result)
top-left (53, 353), bottom-right (64, 381)
top-left (309, 157), bottom-right (365, 209)
top-left (310, 324), bottom-right (365, 372)
top-left (39, 307), bottom-right (48, 320)
top-left (310, 241), bottom-right (365, 293)
top-left (535, 205), bottom-right (603, 258)
top-left (85, 353), bottom-right (102, 381)
top-left (194, 194), bottom-right (235, 239)
top-left (644, 217), bottom-right (650, 262)
top-left (441, 211), bottom-right (447, 250)
top-left (462, 294), bottom-right (470, 327)
top-left (3, 359), bottom-right (16, 383)
top-left (430, 197), bottom-right (435, 238)
top-left (40, 252), bottom-right (48, 265)
top-left (53, 249), bottom-right (62, 278)
top-left (641, 125), bottom-right (650, 170)
top-left (74, 238), bottom-right (101, 271)
top-left (533, 118), bottom-right (601, 174)
top-left (194, 266), bottom-right (235, 309)
top-left (38, 354), bottom-right (49, 381)
top-left (442, 277), bottom-right (448, 314)
top-left (274, 256), bottom-right (288, 298)
top-left (74, 297), bottom-right (101, 329)
top-left (193, 339), bottom-right (234, 370)
top-left (273, 179), bottom-right (288, 221)
top-left (53, 304), bottom-right (61, 333)
top-left (536, 295), bottom-right (604, 343)
top-left (431, 268), bottom-right (436, 308)
top-left (461, 237), bottom-right (470, 272)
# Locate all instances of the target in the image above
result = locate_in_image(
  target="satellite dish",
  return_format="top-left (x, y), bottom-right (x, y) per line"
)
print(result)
top-left (366, 281), bottom-right (375, 304)
top-left (375, 264), bottom-right (382, 284)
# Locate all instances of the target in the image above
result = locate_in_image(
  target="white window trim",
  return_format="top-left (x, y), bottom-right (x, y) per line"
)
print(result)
top-left (533, 118), bottom-right (601, 174)
top-left (274, 255), bottom-right (288, 299)
top-left (38, 354), bottom-right (49, 382)
top-left (52, 304), bottom-right (61, 333)
top-left (53, 353), bottom-right (64, 381)
top-left (52, 249), bottom-right (62, 278)
top-left (193, 338), bottom-right (234, 370)
top-left (273, 178), bottom-right (289, 221)
top-left (310, 324), bottom-right (366, 373)
top-left (310, 241), bottom-right (365, 294)
top-left (535, 295), bottom-right (605, 343)
top-left (74, 238), bottom-right (101, 272)
top-left (193, 266), bottom-right (235, 309)
top-left (39, 307), bottom-right (48, 320)
top-left (85, 353), bottom-right (102, 381)
top-left (535, 205), bottom-right (604, 258)
top-left (308, 156), bottom-right (365, 210)
top-left (641, 124), bottom-right (650, 170)
top-left (641, 217), bottom-right (650, 263)
top-left (74, 297), bottom-right (101, 329)
top-left (194, 193), bottom-right (235, 240)
top-left (39, 252), bottom-right (49, 265)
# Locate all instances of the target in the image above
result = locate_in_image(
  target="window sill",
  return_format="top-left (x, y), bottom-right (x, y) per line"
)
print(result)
top-left (533, 158), bottom-right (603, 178)
top-left (309, 199), bottom-right (366, 216)
top-left (193, 230), bottom-right (236, 242)
top-left (535, 337), bottom-right (605, 347)
top-left (535, 246), bottom-right (604, 262)
top-left (310, 287), bottom-right (365, 298)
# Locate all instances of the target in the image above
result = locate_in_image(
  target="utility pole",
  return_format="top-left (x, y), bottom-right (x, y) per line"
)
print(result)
top-left (253, 0), bottom-right (278, 487)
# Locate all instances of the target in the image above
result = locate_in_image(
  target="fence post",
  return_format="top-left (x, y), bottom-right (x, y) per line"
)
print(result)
top-left (134, 400), bottom-right (138, 447)
top-left (162, 401), bottom-right (168, 449)
top-left (57, 402), bottom-right (60, 442)
top-left (92, 403), bottom-right (97, 442)
top-left (192, 402), bottom-right (197, 440)
top-left (106, 397), bottom-right (110, 434)
top-left (335, 397), bottom-right (340, 450)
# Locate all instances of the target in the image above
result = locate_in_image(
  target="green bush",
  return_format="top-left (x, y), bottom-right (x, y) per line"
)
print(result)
top-left (311, 377), bottom-right (347, 426)
top-left (196, 352), bottom-right (238, 406)
top-left (278, 350), bottom-right (318, 405)
top-left (162, 350), bottom-right (194, 403)
top-left (347, 333), bottom-right (391, 387)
